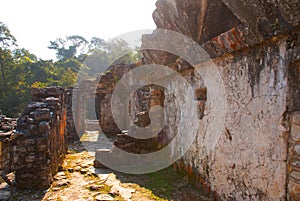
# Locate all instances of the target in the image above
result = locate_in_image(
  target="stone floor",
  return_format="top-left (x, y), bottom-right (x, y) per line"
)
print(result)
top-left (0, 131), bottom-right (213, 201)
top-left (80, 131), bottom-right (115, 156)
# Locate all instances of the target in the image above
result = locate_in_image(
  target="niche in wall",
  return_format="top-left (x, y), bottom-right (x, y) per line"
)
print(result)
top-left (194, 87), bottom-right (207, 119)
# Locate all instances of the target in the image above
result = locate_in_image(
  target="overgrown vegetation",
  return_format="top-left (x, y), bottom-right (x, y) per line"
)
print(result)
top-left (0, 22), bottom-right (141, 116)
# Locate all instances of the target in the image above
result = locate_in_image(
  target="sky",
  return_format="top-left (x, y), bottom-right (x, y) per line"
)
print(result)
top-left (0, 0), bottom-right (157, 60)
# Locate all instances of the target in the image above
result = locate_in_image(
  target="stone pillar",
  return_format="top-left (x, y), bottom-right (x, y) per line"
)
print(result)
top-left (194, 87), bottom-right (207, 119)
top-left (74, 87), bottom-right (86, 136)
top-left (65, 87), bottom-right (79, 142)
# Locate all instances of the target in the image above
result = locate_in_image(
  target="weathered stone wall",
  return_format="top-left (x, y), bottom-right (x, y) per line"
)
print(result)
top-left (185, 36), bottom-right (296, 200)
top-left (0, 114), bottom-right (17, 132)
top-left (65, 87), bottom-right (79, 142)
top-left (14, 87), bottom-right (68, 189)
top-left (288, 59), bottom-right (300, 200)
top-left (96, 63), bottom-right (139, 136)
top-left (0, 139), bottom-right (14, 174)
top-left (141, 0), bottom-right (300, 200)
top-left (114, 133), bottom-right (159, 154)
top-left (289, 112), bottom-right (300, 200)
top-left (0, 113), bottom-right (17, 178)
top-left (97, 71), bottom-right (122, 135)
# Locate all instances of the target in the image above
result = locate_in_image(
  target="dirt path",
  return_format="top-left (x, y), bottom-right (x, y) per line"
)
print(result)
top-left (2, 133), bottom-right (213, 201)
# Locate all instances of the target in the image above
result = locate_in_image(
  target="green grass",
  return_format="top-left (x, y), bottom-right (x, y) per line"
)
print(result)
top-left (118, 166), bottom-right (184, 200)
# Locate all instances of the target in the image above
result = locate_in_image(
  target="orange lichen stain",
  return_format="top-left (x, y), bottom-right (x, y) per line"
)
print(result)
top-left (227, 28), bottom-right (242, 50)
top-left (227, 36), bottom-right (238, 50)
top-left (231, 28), bottom-right (241, 43)
top-left (174, 161), bottom-right (219, 198)
top-left (188, 165), bottom-right (193, 177)
top-left (206, 185), bottom-right (211, 194)
top-left (212, 27), bottom-right (243, 51)
top-left (212, 36), bottom-right (226, 49)
top-left (59, 110), bottom-right (67, 137)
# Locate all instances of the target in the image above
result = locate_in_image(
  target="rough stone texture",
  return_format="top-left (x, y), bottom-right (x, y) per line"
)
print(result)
top-left (288, 58), bottom-right (300, 201)
top-left (0, 134), bottom-right (15, 177)
top-left (0, 115), bottom-right (17, 133)
top-left (94, 66), bottom-right (167, 166)
top-left (141, 0), bottom-right (300, 200)
top-left (96, 70), bottom-right (123, 135)
top-left (289, 112), bottom-right (300, 201)
top-left (0, 113), bottom-right (18, 184)
top-left (114, 132), bottom-right (159, 154)
top-left (14, 87), bottom-right (68, 189)
top-left (72, 80), bottom-right (95, 137)
top-left (95, 63), bottom-right (139, 136)
top-left (142, 0), bottom-right (300, 61)
top-left (157, 34), bottom-right (299, 201)
top-left (65, 87), bottom-right (79, 142)
top-left (201, 38), bottom-right (293, 200)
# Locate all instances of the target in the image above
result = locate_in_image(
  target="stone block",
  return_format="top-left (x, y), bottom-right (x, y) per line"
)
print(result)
top-left (94, 149), bottom-right (111, 169)
top-left (27, 118), bottom-right (35, 124)
top-left (45, 97), bottom-right (60, 106)
top-left (34, 108), bottom-right (50, 121)
top-left (39, 121), bottom-right (50, 133)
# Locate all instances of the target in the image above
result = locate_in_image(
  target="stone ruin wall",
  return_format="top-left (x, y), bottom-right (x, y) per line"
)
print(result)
top-left (157, 35), bottom-right (300, 200)
top-left (95, 63), bottom-right (162, 154)
top-left (13, 87), bottom-right (76, 189)
top-left (0, 114), bottom-right (17, 176)
top-left (0, 0), bottom-right (298, 198)
top-left (65, 87), bottom-right (79, 142)
top-left (140, 0), bottom-right (300, 200)
top-left (171, 35), bottom-right (298, 200)
top-left (288, 58), bottom-right (300, 200)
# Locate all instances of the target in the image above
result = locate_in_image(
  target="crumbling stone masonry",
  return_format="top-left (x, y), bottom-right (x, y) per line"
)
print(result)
top-left (0, 114), bottom-right (17, 133)
top-left (96, 64), bottom-right (138, 136)
top-left (14, 87), bottom-right (70, 189)
top-left (0, 113), bottom-right (17, 181)
top-left (94, 64), bottom-right (167, 154)
top-left (65, 87), bottom-right (79, 142)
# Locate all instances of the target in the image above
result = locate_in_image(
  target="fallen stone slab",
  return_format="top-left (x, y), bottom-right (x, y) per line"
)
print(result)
top-left (94, 149), bottom-right (111, 169)
top-left (95, 194), bottom-right (114, 201)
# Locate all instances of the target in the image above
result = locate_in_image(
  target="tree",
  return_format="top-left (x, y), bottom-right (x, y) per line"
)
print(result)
top-left (83, 38), bottom-right (141, 78)
top-left (0, 22), bottom-right (17, 95)
top-left (0, 22), bottom-right (142, 116)
top-left (59, 68), bottom-right (77, 87)
top-left (55, 57), bottom-right (82, 73)
top-left (48, 35), bottom-right (88, 60)
top-left (88, 37), bottom-right (106, 52)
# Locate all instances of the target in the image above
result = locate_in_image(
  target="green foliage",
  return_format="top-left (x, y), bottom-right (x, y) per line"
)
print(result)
top-left (48, 35), bottom-right (88, 60)
top-left (0, 22), bottom-right (140, 116)
top-left (59, 68), bottom-right (77, 87)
